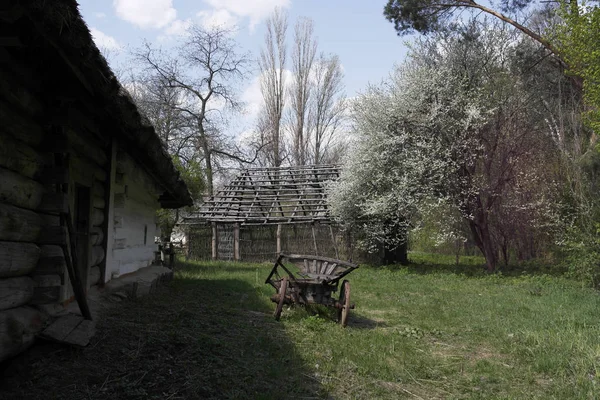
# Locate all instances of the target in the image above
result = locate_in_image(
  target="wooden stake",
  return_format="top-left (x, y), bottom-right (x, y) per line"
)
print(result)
top-left (211, 222), bottom-right (218, 260)
top-left (276, 224), bottom-right (282, 255)
top-left (312, 222), bottom-right (318, 256)
top-left (329, 224), bottom-right (339, 259)
top-left (234, 223), bottom-right (240, 261)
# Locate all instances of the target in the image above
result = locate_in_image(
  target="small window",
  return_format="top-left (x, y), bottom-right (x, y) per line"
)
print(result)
top-left (144, 225), bottom-right (148, 245)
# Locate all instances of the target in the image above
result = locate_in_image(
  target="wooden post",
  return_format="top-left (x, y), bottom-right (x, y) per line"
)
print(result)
top-left (233, 223), bottom-right (240, 261)
top-left (211, 222), bottom-right (218, 260)
top-left (100, 138), bottom-right (117, 285)
top-left (276, 224), bottom-right (282, 255)
top-left (329, 224), bottom-right (339, 259)
top-left (312, 222), bottom-right (318, 256)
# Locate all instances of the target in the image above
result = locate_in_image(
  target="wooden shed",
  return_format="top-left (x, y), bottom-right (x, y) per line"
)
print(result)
top-left (184, 165), bottom-right (354, 261)
top-left (0, 1), bottom-right (192, 361)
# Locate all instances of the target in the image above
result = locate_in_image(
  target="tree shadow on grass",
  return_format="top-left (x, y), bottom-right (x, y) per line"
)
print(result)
top-left (383, 258), bottom-right (566, 279)
top-left (0, 271), bottom-right (323, 399)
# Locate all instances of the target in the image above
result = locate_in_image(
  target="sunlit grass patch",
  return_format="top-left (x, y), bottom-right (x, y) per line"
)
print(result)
top-left (3, 255), bottom-right (600, 399)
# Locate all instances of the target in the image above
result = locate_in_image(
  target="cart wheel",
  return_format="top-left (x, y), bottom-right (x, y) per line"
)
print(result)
top-left (274, 277), bottom-right (288, 321)
top-left (338, 280), bottom-right (351, 327)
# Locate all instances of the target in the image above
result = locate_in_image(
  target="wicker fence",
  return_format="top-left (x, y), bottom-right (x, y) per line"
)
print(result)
top-left (185, 222), bottom-right (360, 263)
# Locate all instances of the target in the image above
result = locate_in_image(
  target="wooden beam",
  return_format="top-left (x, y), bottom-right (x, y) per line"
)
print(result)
top-left (0, 203), bottom-right (42, 242)
top-left (0, 276), bottom-right (34, 310)
top-left (0, 242), bottom-right (40, 278)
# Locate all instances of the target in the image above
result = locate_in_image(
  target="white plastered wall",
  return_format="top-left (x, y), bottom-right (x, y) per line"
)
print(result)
top-left (107, 148), bottom-right (162, 279)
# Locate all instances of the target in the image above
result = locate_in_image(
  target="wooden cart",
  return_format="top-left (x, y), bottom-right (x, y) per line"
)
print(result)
top-left (265, 253), bottom-right (359, 327)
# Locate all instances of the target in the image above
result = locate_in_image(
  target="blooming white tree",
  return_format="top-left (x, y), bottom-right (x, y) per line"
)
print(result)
top-left (330, 21), bottom-right (560, 271)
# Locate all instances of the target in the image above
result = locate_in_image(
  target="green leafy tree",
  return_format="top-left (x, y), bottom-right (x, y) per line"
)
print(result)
top-left (383, 0), bottom-right (557, 53)
top-left (156, 156), bottom-right (204, 240)
top-left (556, 2), bottom-right (600, 133)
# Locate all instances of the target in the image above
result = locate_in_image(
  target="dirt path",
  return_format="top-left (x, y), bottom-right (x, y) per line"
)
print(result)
top-left (0, 266), bottom-right (321, 399)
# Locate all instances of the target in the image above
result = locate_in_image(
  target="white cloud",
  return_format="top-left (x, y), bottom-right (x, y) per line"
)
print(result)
top-left (241, 75), bottom-right (263, 119)
top-left (203, 0), bottom-right (291, 30)
top-left (165, 18), bottom-right (193, 36)
top-left (90, 28), bottom-right (122, 52)
top-left (95, 12), bottom-right (107, 18)
top-left (197, 9), bottom-right (239, 29)
top-left (113, 0), bottom-right (177, 29)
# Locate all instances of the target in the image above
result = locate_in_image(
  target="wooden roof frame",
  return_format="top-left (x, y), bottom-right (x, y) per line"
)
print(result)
top-left (190, 165), bottom-right (340, 225)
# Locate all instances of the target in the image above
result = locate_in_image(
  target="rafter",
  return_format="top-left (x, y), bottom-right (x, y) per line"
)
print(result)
top-left (189, 164), bottom-right (340, 225)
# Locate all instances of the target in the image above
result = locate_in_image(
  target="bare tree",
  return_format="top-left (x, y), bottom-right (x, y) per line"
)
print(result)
top-left (127, 73), bottom-right (196, 160)
top-left (136, 24), bottom-right (250, 195)
top-left (289, 17), bottom-right (317, 165)
top-left (308, 53), bottom-right (346, 164)
top-left (258, 8), bottom-right (288, 167)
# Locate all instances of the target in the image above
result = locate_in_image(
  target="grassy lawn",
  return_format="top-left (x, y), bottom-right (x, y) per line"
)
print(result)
top-left (2, 254), bottom-right (600, 399)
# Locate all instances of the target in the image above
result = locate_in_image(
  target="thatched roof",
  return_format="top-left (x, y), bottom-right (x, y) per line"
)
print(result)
top-left (1, 0), bottom-right (192, 208)
top-left (189, 165), bottom-right (340, 225)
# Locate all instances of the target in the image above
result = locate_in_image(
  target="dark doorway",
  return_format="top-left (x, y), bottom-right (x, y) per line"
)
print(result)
top-left (74, 185), bottom-right (91, 290)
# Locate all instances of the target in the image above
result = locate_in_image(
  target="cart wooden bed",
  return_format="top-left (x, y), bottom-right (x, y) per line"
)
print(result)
top-left (265, 253), bottom-right (359, 327)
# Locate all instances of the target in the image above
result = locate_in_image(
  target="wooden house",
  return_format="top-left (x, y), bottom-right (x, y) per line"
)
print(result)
top-left (184, 165), bottom-right (349, 261)
top-left (0, 1), bottom-right (192, 361)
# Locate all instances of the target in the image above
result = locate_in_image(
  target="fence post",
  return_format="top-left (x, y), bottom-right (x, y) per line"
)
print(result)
top-left (234, 223), bottom-right (240, 261)
top-left (312, 222), bottom-right (319, 256)
top-left (211, 222), bottom-right (218, 260)
top-left (276, 224), bottom-right (282, 255)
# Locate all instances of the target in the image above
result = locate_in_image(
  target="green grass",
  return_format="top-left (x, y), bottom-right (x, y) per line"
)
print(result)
top-left (2, 255), bottom-right (600, 399)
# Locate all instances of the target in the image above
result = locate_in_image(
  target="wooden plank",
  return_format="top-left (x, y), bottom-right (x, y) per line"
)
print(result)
top-left (38, 226), bottom-right (67, 246)
top-left (61, 210), bottom-right (92, 320)
top-left (63, 319), bottom-right (96, 347)
top-left (0, 131), bottom-right (48, 179)
top-left (0, 98), bottom-right (44, 146)
top-left (40, 314), bottom-right (82, 342)
top-left (90, 246), bottom-right (104, 266)
top-left (0, 167), bottom-right (45, 210)
top-left (90, 227), bottom-right (103, 246)
top-left (91, 208), bottom-right (104, 227)
top-left (0, 276), bottom-right (34, 310)
top-left (91, 196), bottom-right (105, 209)
top-left (0, 306), bottom-right (44, 363)
top-left (32, 274), bottom-right (62, 287)
top-left (325, 263), bottom-right (338, 275)
top-left (37, 192), bottom-right (68, 214)
top-left (0, 242), bottom-right (40, 278)
top-left (88, 266), bottom-right (100, 287)
top-left (0, 203), bottom-right (42, 242)
top-left (36, 245), bottom-right (65, 284)
top-left (30, 286), bottom-right (61, 305)
top-left (92, 181), bottom-right (105, 198)
top-left (40, 167), bottom-right (69, 185)
top-left (35, 256), bottom-right (66, 282)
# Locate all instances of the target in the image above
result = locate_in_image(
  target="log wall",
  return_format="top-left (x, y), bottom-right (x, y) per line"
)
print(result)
top-left (0, 59), bottom-right (110, 362)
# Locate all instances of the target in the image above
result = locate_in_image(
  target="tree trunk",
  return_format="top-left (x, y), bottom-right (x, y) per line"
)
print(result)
top-left (197, 122), bottom-right (214, 196)
top-left (383, 241), bottom-right (408, 265)
top-left (469, 218), bottom-right (497, 273)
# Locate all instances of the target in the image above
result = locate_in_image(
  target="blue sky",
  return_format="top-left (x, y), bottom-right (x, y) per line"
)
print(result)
top-left (80, 0), bottom-right (412, 128)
